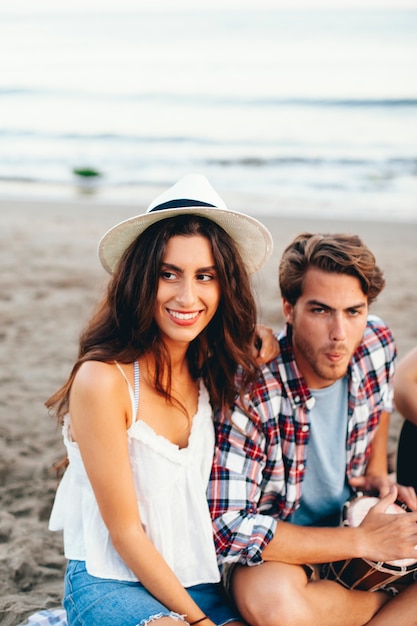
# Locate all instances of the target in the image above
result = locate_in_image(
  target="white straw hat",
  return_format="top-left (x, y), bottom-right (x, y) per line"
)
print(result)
top-left (98, 173), bottom-right (273, 275)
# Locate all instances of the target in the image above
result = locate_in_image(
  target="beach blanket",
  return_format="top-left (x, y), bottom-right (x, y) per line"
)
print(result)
top-left (17, 609), bottom-right (67, 626)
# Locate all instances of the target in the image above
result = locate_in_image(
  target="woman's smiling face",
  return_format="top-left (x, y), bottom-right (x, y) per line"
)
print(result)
top-left (154, 234), bottom-right (221, 348)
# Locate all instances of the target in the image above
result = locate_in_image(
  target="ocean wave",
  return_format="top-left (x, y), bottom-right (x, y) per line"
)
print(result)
top-left (0, 128), bottom-right (197, 143)
top-left (1, 126), bottom-right (416, 173)
top-left (1, 155), bottom-right (415, 185)
top-left (1, 87), bottom-right (417, 109)
top-left (207, 156), bottom-right (417, 168)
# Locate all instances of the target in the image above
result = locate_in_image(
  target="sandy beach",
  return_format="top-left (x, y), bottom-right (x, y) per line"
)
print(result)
top-left (1, 196), bottom-right (416, 625)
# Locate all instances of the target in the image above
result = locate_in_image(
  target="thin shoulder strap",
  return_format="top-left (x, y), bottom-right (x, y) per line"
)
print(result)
top-left (114, 362), bottom-right (139, 424)
top-left (133, 360), bottom-right (139, 420)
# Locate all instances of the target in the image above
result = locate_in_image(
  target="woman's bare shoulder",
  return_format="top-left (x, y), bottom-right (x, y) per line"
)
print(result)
top-left (72, 360), bottom-right (128, 398)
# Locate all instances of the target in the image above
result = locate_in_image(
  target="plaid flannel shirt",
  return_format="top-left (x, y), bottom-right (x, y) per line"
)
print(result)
top-left (208, 316), bottom-right (396, 570)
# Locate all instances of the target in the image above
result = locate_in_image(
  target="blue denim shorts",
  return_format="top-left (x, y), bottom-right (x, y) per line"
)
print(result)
top-left (64, 560), bottom-right (241, 626)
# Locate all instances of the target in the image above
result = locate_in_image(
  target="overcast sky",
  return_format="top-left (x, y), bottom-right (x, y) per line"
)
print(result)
top-left (3, 0), bottom-right (417, 12)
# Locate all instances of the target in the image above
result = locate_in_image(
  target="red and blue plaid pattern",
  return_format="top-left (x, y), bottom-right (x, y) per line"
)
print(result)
top-left (208, 316), bottom-right (396, 570)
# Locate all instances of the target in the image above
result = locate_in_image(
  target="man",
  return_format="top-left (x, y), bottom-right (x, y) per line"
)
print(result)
top-left (208, 233), bottom-right (417, 626)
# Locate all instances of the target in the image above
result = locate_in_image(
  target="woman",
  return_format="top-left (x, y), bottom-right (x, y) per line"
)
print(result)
top-left (47, 174), bottom-right (273, 626)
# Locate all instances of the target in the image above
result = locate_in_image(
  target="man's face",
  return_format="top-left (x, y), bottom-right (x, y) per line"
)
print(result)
top-left (283, 267), bottom-right (369, 389)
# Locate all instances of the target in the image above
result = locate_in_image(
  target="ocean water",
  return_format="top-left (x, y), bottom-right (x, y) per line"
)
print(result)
top-left (1, 6), bottom-right (416, 220)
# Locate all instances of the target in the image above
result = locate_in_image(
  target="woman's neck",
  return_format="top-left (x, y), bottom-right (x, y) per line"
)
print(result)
top-left (140, 343), bottom-right (190, 385)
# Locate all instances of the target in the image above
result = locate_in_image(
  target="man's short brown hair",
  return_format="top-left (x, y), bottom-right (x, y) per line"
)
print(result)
top-left (279, 232), bottom-right (385, 306)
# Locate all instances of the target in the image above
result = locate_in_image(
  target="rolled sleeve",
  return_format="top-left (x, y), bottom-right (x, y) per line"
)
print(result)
top-left (211, 471), bottom-right (277, 567)
top-left (208, 399), bottom-right (279, 568)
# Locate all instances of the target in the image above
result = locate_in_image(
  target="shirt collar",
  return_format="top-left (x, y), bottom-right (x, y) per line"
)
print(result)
top-left (276, 324), bottom-right (363, 408)
top-left (276, 324), bottom-right (313, 409)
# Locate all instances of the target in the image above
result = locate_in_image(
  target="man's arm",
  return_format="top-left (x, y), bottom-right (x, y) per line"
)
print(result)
top-left (261, 485), bottom-right (417, 565)
top-left (348, 318), bottom-right (417, 508)
top-left (366, 410), bottom-right (389, 477)
top-left (349, 409), bottom-right (417, 509)
top-left (210, 388), bottom-right (417, 569)
top-left (349, 410), bottom-right (390, 496)
top-left (259, 392), bottom-right (406, 565)
top-left (395, 346), bottom-right (417, 426)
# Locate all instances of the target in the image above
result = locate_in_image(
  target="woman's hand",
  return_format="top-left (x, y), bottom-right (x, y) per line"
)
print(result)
top-left (254, 324), bottom-right (279, 364)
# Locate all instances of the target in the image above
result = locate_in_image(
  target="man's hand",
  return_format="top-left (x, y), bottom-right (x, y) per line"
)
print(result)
top-left (358, 486), bottom-right (417, 562)
top-left (350, 474), bottom-right (417, 511)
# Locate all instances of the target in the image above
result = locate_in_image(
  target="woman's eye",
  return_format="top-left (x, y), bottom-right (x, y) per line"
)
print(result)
top-left (197, 273), bottom-right (213, 282)
top-left (161, 271), bottom-right (176, 280)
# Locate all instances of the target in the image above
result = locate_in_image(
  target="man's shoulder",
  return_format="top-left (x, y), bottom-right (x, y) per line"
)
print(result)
top-left (362, 315), bottom-right (396, 350)
top-left (353, 315), bottom-right (396, 375)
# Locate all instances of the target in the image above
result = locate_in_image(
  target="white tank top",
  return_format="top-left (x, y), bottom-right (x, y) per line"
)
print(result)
top-left (49, 362), bottom-right (220, 587)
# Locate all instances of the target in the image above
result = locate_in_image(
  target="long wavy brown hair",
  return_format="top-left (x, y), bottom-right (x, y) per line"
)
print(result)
top-left (46, 214), bottom-right (260, 423)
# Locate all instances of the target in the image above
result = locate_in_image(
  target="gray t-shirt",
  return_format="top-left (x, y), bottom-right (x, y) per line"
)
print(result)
top-left (291, 375), bottom-right (351, 527)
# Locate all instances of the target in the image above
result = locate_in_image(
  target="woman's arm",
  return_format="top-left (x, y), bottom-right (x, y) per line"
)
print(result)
top-left (69, 361), bottom-right (215, 626)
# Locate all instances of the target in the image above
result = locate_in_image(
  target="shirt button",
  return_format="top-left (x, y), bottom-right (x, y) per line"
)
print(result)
top-left (294, 395), bottom-right (301, 403)
top-left (305, 397), bottom-right (316, 409)
top-left (298, 463), bottom-right (305, 471)
top-left (301, 425), bottom-right (309, 432)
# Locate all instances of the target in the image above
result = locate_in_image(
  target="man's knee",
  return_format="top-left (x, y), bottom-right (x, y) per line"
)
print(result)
top-left (231, 563), bottom-right (311, 626)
